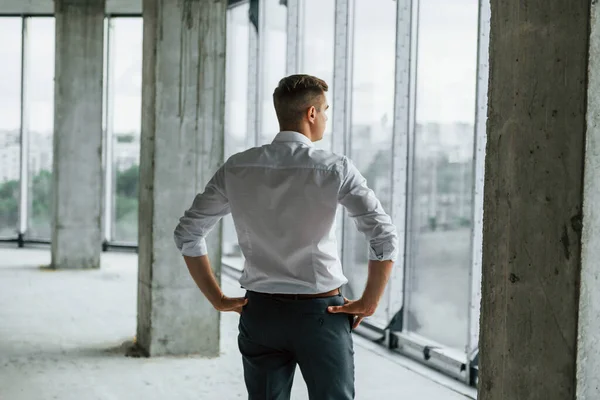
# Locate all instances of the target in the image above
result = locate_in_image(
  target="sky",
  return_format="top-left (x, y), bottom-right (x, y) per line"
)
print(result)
top-left (107, 18), bottom-right (143, 134)
top-left (0, 0), bottom-right (481, 135)
top-left (416, 0), bottom-right (479, 124)
top-left (0, 18), bottom-right (23, 131)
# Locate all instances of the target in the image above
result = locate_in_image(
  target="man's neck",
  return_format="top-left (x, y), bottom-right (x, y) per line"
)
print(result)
top-left (279, 127), bottom-right (313, 142)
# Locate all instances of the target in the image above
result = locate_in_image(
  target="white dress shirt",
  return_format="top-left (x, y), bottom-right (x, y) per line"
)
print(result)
top-left (174, 131), bottom-right (398, 294)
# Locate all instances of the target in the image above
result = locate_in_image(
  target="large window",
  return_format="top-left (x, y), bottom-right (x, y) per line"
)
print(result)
top-left (25, 18), bottom-right (55, 239)
top-left (0, 18), bottom-right (23, 238)
top-left (405, 0), bottom-right (478, 350)
top-left (299, 0), bottom-right (335, 150)
top-left (223, 3), bottom-right (250, 264)
top-left (258, 0), bottom-right (287, 144)
top-left (343, 0), bottom-right (397, 327)
top-left (107, 18), bottom-right (143, 243)
top-left (0, 2), bottom-right (485, 384)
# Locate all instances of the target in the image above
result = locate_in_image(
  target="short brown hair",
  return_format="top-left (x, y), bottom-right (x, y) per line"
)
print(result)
top-left (273, 74), bottom-right (329, 125)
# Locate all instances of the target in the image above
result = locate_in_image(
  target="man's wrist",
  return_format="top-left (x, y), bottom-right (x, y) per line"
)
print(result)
top-left (211, 293), bottom-right (226, 310)
top-left (357, 298), bottom-right (377, 316)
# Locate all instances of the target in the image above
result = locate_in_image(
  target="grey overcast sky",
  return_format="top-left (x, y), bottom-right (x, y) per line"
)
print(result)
top-left (0, 0), bottom-right (480, 134)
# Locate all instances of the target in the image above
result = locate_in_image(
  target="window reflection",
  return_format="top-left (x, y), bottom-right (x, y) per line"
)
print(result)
top-left (343, 0), bottom-right (396, 326)
top-left (26, 18), bottom-right (55, 239)
top-left (259, 0), bottom-right (287, 145)
top-left (299, 0), bottom-right (335, 151)
top-left (223, 3), bottom-right (250, 266)
top-left (0, 18), bottom-right (22, 238)
top-left (406, 0), bottom-right (478, 350)
top-left (108, 18), bottom-right (143, 243)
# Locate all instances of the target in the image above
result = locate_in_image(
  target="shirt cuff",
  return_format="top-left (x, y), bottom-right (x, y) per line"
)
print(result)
top-left (368, 242), bottom-right (398, 262)
top-left (180, 239), bottom-right (208, 257)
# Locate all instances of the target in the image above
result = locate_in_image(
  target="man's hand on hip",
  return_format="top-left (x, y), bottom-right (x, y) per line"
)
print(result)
top-left (327, 259), bottom-right (394, 329)
top-left (327, 297), bottom-right (376, 329)
top-left (216, 295), bottom-right (248, 315)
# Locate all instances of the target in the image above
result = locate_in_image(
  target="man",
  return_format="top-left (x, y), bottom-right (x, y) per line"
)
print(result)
top-left (174, 74), bottom-right (398, 400)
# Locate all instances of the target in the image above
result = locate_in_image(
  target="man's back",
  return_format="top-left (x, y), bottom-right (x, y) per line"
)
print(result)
top-left (174, 74), bottom-right (398, 400)
top-left (225, 131), bottom-right (347, 294)
top-left (174, 129), bottom-right (397, 295)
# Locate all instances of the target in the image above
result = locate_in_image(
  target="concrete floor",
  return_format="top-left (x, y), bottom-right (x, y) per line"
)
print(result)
top-left (0, 247), bottom-right (475, 400)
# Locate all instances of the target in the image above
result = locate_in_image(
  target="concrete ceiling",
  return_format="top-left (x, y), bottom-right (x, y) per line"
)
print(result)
top-left (0, 0), bottom-right (141, 15)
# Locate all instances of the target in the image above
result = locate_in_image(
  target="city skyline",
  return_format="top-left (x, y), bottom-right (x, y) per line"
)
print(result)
top-left (0, 1), bottom-right (479, 132)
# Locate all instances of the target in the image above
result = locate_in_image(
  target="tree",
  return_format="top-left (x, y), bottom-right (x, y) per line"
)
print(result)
top-left (0, 179), bottom-right (19, 231)
top-left (0, 165), bottom-right (141, 239)
top-left (116, 165), bottom-right (139, 199)
top-left (114, 164), bottom-right (140, 241)
top-left (31, 170), bottom-right (52, 221)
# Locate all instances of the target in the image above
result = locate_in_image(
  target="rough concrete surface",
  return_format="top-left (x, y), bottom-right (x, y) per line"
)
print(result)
top-left (480, 1), bottom-right (589, 399)
top-left (51, 0), bottom-right (105, 270)
top-left (0, 248), bottom-right (473, 400)
top-left (577, 2), bottom-right (600, 399)
top-left (137, 0), bottom-right (227, 357)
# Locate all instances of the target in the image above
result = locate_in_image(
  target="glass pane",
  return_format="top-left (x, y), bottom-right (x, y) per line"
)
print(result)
top-left (406, 0), bottom-right (478, 350)
top-left (0, 18), bottom-right (23, 238)
top-left (26, 18), bottom-right (55, 239)
top-left (225, 4), bottom-right (251, 160)
top-left (258, 0), bottom-right (287, 145)
top-left (299, 0), bottom-right (335, 151)
top-left (343, 0), bottom-right (396, 327)
top-left (109, 18), bottom-right (142, 243)
top-left (223, 3), bottom-right (250, 268)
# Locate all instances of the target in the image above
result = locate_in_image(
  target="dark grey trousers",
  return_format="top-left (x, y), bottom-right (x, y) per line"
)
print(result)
top-left (238, 291), bottom-right (355, 400)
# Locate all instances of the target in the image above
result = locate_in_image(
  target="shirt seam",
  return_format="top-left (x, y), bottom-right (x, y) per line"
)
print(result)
top-left (226, 164), bottom-right (343, 174)
top-left (271, 140), bottom-right (313, 147)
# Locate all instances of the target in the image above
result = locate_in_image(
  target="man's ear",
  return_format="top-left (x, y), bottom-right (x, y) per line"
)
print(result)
top-left (307, 106), bottom-right (316, 122)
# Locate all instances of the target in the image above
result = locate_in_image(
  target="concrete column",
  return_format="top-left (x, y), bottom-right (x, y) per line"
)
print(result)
top-left (285, 0), bottom-right (299, 75)
top-left (52, 0), bottom-right (105, 269)
top-left (479, 1), bottom-right (591, 399)
top-left (137, 0), bottom-right (227, 357)
top-left (577, 3), bottom-right (600, 399)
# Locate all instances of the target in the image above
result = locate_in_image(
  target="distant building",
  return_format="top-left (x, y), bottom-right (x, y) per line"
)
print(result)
top-left (0, 130), bottom-right (21, 183)
top-left (29, 131), bottom-right (53, 175)
top-left (0, 144), bottom-right (20, 182)
top-left (113, 135), bottom-right (140, 171)
top-left (0, 130), bottom-right (143, 185)
top-left (413, 122), bottom-right (475, 230)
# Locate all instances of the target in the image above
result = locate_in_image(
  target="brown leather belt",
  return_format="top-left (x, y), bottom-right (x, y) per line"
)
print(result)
top-left (261, 288), bottom-right (341, 300)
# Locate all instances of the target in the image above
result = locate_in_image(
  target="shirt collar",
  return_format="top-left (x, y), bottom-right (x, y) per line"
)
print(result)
top-left (272, 131), bottom-right (314, 147)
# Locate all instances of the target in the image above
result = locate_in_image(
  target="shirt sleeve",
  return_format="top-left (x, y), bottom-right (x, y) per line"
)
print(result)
top-left (337, 156), bottom-right (398, 261)
top-left (173, 166), bottom-right (231, 257)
